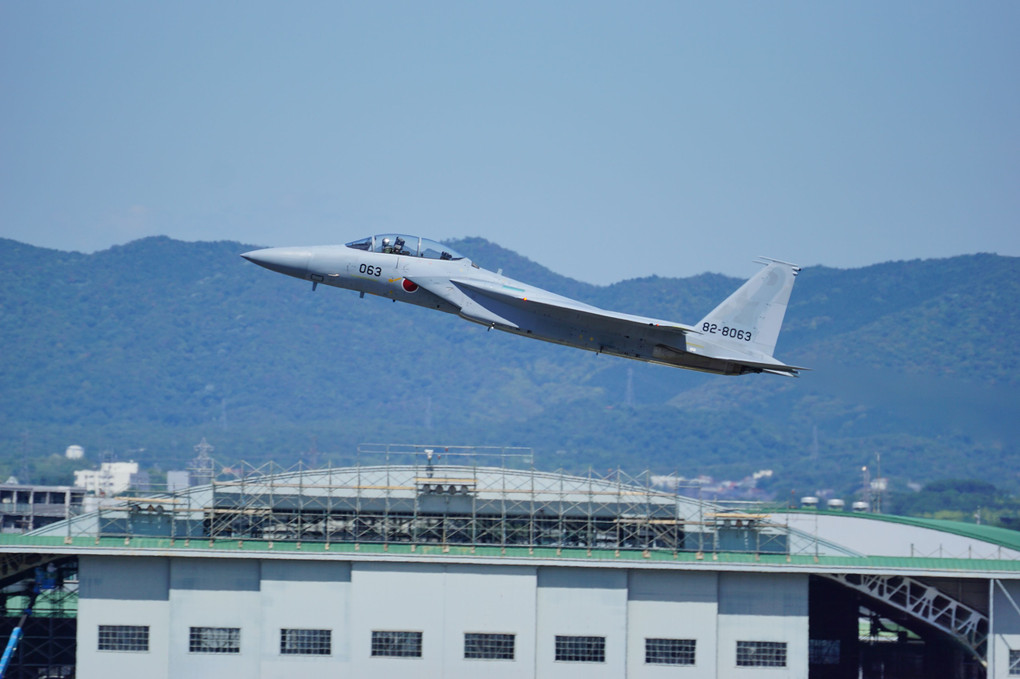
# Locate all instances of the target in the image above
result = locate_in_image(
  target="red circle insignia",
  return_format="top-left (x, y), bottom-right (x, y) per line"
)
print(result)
top-left (402, 278), bottom-right (419, 293)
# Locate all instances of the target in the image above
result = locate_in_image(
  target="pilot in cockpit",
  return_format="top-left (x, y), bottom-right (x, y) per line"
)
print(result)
top-left (382, 236), bottom-right (408, 255)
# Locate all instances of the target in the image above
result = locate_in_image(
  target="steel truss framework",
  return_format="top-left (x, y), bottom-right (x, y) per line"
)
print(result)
top-left (0, 562), bottom-right (77, 679)
top-left (50, 448), bottom-right (841, 558)
top-left (822, 572), bottom-right (989, 665)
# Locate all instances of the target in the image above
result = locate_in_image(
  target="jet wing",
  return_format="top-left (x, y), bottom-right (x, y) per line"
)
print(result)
top-left (408, 276), bottom-right (520, 328)
top-left (448, 278), bottom-right (699, 339)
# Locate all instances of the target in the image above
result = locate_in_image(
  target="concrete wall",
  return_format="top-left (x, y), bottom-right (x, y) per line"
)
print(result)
top-left (535, 567), bottom-right (627, 678)
top-left (76, 556), bottom-right (811, 678)
top-left (259, 560), bottom-right (351, 679)
top-left (349, 562), bottom-right (538, 678)
top-left (717, 572), bottom-right (809, 678)
top-left (168, 558), bottom-right (262, 678)
top-left (627, 570), bottom-right (718, 678)
top-left (77, 556), bottom-right (171, 679)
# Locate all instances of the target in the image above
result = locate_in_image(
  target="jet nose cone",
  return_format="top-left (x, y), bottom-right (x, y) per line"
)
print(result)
top-left (240, 247), bottom-right (312, 279)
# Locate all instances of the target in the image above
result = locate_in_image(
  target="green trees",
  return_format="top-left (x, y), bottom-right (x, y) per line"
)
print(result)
top-left (1, 237), bottom-right (1018, 509)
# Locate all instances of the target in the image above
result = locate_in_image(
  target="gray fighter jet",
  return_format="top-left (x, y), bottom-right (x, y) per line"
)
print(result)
top-left (242, 234), bottom-right (805, 376)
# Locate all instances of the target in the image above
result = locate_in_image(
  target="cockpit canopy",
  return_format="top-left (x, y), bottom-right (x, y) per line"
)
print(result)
top-left (345, 234), bottom-right (466, 261)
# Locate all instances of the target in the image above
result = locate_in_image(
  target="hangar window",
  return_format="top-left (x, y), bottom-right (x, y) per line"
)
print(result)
top-left (736, 640), bottom-right (787, 667)
top-left (645, 638), bottom-right (695, 665)
top-left (371, 630), bottom-right (422, 658)
top-left (280, 628), bottom-right (331, 655)
top-left (555, 635), bottom-right (605, 663)
top-left (1009, 649), bottom-right (1020, 675)
top-left (464, 633), bottom-right (515, 660)
top-left (98, 625), bottom-right (149, 652)
top-left (189, 626), bottom-right (240, 654)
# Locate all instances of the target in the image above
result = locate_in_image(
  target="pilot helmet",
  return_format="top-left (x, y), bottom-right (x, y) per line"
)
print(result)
top-left (382, 237), bottom-right (391, 247)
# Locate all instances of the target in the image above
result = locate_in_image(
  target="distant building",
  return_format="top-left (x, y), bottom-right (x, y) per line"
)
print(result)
top-left (0, 482), bottom-right (85, 532)
top-left (73, 462), bottom-right (144, 497)
top-left (166, 471), bottom-right (191, 493)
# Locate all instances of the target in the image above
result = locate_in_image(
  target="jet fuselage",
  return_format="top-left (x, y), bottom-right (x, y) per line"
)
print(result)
top-left (242, 235), bottom-right (804, 377)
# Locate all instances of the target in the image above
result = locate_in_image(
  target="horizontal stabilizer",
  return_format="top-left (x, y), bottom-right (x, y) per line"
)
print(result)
top-left (722, 356), bottom-right (809, 377)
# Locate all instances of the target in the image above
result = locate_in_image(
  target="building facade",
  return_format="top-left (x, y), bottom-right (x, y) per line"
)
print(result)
top-left (2, 462), bottom-right (1019, 678)
top-left (75, 555), bottom-right (811, 679)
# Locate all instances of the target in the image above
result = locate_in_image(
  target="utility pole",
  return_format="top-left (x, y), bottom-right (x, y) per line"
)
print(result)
top-left (189, 438), bottom-right (215, 487)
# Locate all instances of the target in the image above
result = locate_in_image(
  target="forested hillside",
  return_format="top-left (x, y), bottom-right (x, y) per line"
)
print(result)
top-left (1, 236), bottom-right (1017, 501)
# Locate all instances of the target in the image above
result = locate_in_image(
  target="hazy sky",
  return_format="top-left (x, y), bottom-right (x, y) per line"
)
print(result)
top-left (2, 2), bottom-right (1017, 284)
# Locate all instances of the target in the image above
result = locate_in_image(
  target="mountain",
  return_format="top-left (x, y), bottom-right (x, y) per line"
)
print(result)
top-left (1, 236), bottom-right (1017, 500)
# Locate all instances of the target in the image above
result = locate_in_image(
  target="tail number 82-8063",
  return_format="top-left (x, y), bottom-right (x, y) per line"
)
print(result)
top-left (701, 323), bottom-right (752, 342)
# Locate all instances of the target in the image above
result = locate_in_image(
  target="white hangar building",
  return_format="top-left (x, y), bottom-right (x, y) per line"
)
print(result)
top-left (1, 460), bottom-right (1019, 679)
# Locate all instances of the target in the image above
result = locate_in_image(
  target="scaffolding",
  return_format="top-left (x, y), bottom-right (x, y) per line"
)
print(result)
top-left (38, 446), bottom-right (851, 559)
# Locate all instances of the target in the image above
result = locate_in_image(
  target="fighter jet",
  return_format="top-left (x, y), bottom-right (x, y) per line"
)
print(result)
top-left (241, 234), bottom-right (805, 376)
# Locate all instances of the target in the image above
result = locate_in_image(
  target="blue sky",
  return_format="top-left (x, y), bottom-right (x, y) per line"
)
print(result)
top-left (2, 2), bottom-right (1017, 284)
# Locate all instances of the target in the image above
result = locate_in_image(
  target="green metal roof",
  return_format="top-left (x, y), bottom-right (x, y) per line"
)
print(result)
top-left (3, 533), bottom-right (1019, 574)
top-left (784, 510), bottom-right (1020, 552)
top-left (873, 514), bottom-right (1020, 552)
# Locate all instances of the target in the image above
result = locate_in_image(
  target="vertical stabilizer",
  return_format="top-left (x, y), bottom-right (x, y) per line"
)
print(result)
top-left (697, 258), bottom-right (800, 358)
